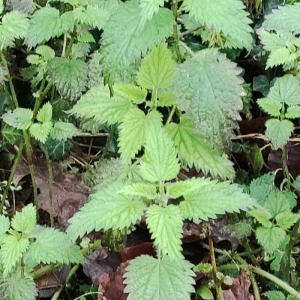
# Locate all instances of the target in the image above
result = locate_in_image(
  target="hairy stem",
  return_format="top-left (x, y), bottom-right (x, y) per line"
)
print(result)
top-left (172, 0), bottom-right (183, 62)
top-left (0, 140), bottom-right (24, 214)
top-left (208, 232), bottom-right (224, 300)
top-left (282, 146), bottom-right (291, 190)
top-left (250, 266), bottom-right (300, 299)
top-left (0, 50), bottom-right (18, 108)
top-left (23, 130), bottom-right (39, 211)
top-left (42, 146), bottom-right (54, 227)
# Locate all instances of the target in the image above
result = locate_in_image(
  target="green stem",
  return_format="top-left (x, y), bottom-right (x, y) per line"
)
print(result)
top-left (208, 232), bottom-right (224, 300)
top-left (0, 140), bottom-right (24, 214)
top-left (42, 146), bottom-right (54, 227)
top-left (172, 0), bottom-right (183, 62)
top-left (65, 34), bottom-right (75, 58)
top-left (51, 265), bottom-right (79, 300)
top-left (166, 105), bottom-right (176, 124)
top-left (250, 266), bottom-right (300, 299)
top-left (33, 82), bottom-right (52, 119)
top-left (249, 271), bottom-right (261, 300)
top-left (23, 130), bottom-right (39, 211)
top-left (282, 146), bottom-right (291, 190)
top-left (0, 50), bottom-right (18, 108)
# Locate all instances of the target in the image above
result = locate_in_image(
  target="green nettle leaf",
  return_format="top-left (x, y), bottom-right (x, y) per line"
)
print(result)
top-left (11, 204), bottom-right (36, 233)
top-left (249, 173), bottom-right (275, 205)
top-left (73, 6), bottom-right (110, 30)
top-left (72, 85), bottom-right (133, 124)
top-left (50, 122), bottom-right (79, 141)
top-left (124, 255), bottom-right (195, 300)
top-left (166, 116), bottom-right (235, 180)
top-left (0, 11), bottom-right (29, 49)
top-left (256, 226), bottom-right (286, 254)
top-left (265, 119), bottom-right (294, 150)
top-left (67, 182), bottom-right (146, 241)
top-left (140, 123), bottom-right (180, 182)
top-left (29, 122), bottom-right (53, 143)
top-left (3, 108), bottom-right (33, 130)
top-left (265, 291), bottom-right (286, 300)
top-left (257, 98), bottom-right (281, 117)
top-left (37, 102), bottom-right (52, 123)
top-left (285, 106), bottom-right (300, 119)
top-left (179, 180), bottom-right (255, 222)
top-left (263, 3), bottom-right (300, 33)
top-left (197, 284), bottom-right (214, 300)
top-left (2, 124), bottom-right (22, 145)
top-left (122, 183), bottom-right (157, 199)
top-left (0, 215), bottom-right (9, 244)
top-left (166, 177), bottom-right (211, 199)
top-left (268, 75), bottom-right (300, 106)
top-left (119, 109), bottom-right (162, 163)
top-left (174, 49), bottom-right (245, 151)
top-left (48, 57), bottom-right (87, 101)
top-left (114, 84), bottom-right (147, 104)
top-left (0, 273), bottom-right (37, 300)
top-left (0, 234), bottom-right (29, 273)
top-left (137, 43), bottom-right (175, 90)
top-left (27, 226), bottom-right (83, 265)
top-left (158, 90), bottom-right (176, 107)
top-left (118, 108), bottom-right (147, 163)
top-left (147, 205), bottom-right (183, 259)
top-left (183, 0), bottom-right (253, 50)
top-left (251, 209), bottom-right (272, 228)
top-left (101, 0), bottom-right (174, 80)
top-left (140, 0), bottom-right (165, 22)
top-left (26, 7), bottom-right (64, 48)
top-left (275, 212), bottom-right (300, 230)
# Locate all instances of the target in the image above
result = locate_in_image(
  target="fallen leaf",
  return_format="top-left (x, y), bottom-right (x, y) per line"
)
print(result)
top-left (222, 271), bottom-right (254, 300)
top-left (121, 242), bottom-right (155, 262)
top-left (182, 222), bottom-right (208, 243)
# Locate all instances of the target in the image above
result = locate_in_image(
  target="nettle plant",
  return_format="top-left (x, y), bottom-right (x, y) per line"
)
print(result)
top-left (0, 204), bottom-right (83, 298)
top-left (67, 44), bottom-right (255, 299)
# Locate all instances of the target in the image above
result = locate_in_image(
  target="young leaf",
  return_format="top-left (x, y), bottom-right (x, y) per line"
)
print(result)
top-left (67, 182), bottom-right (146, 241)
top-left (50, 122), bottom-right (79, 141)
top-left (101, 0), bottom-right (174, 80)
top-left (0, 11), bottom-right (29, 49)
top-left (37, 102), bottom-right (52, 123)
top-left (179, 180), bottom-right (255, 222)
top-left (48, 57), bottom-right (87, 101)
top-left (72, 85), bottom-right (133, 124)
top-left (137, 43), bottom-right (175, 90)
top-left (197, 284), bottom-right (214, 300)
top-left (11, 204), bottom-right (36, 233)
top-left (268, 75), bottom-right (300, 106)
top-left (115, 84), bottom-right (147, 104)
top-left (249, 173), bottom-right (275, 205)
top-left (158, 90), bottom-right (176, 107)
top-left (124, 255), bottom-right (195, 300)
top-left (122, 183), bottom-right (157, 200)
top-left (174, 49), bottom-right (245, 150)
top-left (26, 7), bottom-right (64, 48)
top-left (27, 226), bottom-right (83, 265)
top-left (265, 291), bottom-right (286, 300)
top-left (257, 98), bottom-right (281, 117)
top-left (0, 273), bottom-right (37, 300)
top-left (140, 123), bottom-right (180, 182)
top-left (3, 108), bottom-right (33, 130)
top-left (265, 119), bottom-right (294, 150)
top-left (166, 177), bottom-right (211, 199)
top-left (183, 0), bottom-right (253, 50)
top-left (251, 209), bottom-right (272, 228)
top-left (166, 116), bottom-right (235, 180)
top-left (118, 108), bottom-right (147, 164)
top-left (275, 212), bottom-right (299, 230)
top-left (285, 106), bottom-right (300, 119)
top-left (256, 226), bottom-right (286, 254)
top-left (0, 215), bottom-right (9, 244)
top-left (147, 205), bottom-right (183, 259)
top-left (29, 122), bottom-right (53, 143)
top-left (0, 234), bottom-right (29, 273)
